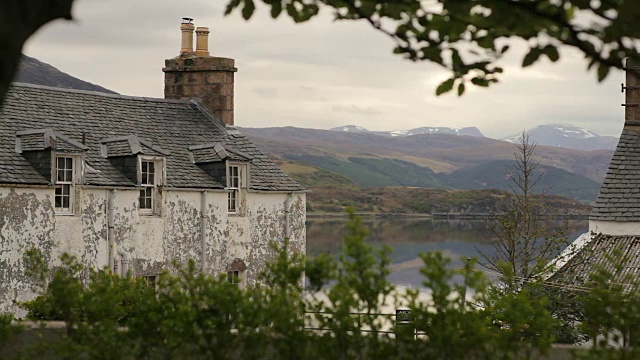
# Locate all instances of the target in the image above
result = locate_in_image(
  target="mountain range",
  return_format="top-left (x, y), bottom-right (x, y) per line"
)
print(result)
top-left (239, 126), bottom-right (611, 202)
top-left (331, 125), bottom-right (485, 138)
top-left (331, 124), bottom-right (618, 151)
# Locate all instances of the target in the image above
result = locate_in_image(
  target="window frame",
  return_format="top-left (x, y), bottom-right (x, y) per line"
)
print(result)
top-left (227, 270), bottom-right (241, 286)
top-left (53, 154), bottom-right (81, 215)
top-left (140, 275), bottom-right (159, 291)
top-left (138, 156), bottom-right (165, 216)
top-left (227, 162), bottom-right (248, 215)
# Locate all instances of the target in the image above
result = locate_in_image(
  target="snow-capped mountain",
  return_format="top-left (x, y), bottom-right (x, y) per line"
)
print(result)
top-left (330, 125), bottom-right (370, 133)
top-left (389, 126), bottom-right (484, 137)
top-left (503, 124), bottom-right (618, 151)
top-left (330, 125), bottom-right (484, 138)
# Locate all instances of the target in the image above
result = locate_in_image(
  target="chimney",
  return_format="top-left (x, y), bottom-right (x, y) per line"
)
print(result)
top-left (624, 58), bottom-right (640, 127)
top-left (180, 18), bottom-right (195, 54)
top-left (195, 27), bottom-right (210, 56)
top-left (163, 19), bottom-right (237, 126)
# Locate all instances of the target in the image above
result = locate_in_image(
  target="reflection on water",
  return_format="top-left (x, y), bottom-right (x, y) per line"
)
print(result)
top-left (306, 218), bottom-right (588, 288)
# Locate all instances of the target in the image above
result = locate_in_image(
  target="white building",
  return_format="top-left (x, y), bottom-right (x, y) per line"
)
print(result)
top-left (0, 20), bottom-right (306, 314)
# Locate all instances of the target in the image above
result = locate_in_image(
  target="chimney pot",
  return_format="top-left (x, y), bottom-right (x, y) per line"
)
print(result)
top-left (195, 27), bottom-right (210, 57)
top-left (180, 19), bottom-right (195, 55)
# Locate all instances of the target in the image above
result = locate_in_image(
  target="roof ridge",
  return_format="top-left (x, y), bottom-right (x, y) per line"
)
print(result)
top-left (10, 82), bottom-right (189, 105)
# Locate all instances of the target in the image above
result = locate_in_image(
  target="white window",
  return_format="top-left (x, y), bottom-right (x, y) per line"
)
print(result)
top-left (227, 270), bottom-right (240, 286)
top-left (228, 165), bottom-right (240, 213)
top-left (140, 275), bottom-right (159, 291)
top-left (139, 157), bottom-right (163, 215)
top-left (54, 156), bottom-right (76, 214)
top-left (140, 160), bottom-right (155, 211)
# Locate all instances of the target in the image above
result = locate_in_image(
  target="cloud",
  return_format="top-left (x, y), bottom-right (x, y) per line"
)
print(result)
top-left (331, 104), bottom-right (381, 116)
top-left (251, 86), bottom-right (278, 98)
top-left (22, 0), bottom-right (626, 139)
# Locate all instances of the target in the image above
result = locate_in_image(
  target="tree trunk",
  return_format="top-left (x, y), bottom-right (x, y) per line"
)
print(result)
top-left (0, 0), bottom-right (75, 108)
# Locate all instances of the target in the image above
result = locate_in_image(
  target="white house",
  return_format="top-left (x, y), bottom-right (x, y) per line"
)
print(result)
top-left (0, 19), bottom-right (306, 315)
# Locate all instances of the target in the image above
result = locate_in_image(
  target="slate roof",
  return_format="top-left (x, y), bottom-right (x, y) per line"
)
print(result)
top-left (189, 143), bottom-right (252, 164)
top-left (550, 233), bottom-right (640, 292)
top-left (101, 135), bottom-right (170, 158)
top-left (590, 127), bottom-right (640, 222)
top-left (0, 83), bottom-right (303, 191)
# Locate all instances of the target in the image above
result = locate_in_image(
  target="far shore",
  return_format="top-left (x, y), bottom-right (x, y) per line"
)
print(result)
top-left (307, 212), bottom-right (589, 220)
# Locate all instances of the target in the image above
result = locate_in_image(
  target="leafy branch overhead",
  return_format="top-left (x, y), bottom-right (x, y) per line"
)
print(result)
top-left (225, 0), bottom-right (640, 95)
top-left (0, 0), bottom-right (75, 108)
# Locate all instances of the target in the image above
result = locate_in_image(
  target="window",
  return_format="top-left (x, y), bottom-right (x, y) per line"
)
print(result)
top-left (141, 275), bottom-right (158, 290)
top-left (55, 156), bottom-right (75, 213)
top-left (228, 165), bottom-right (240, 213)
top-left (139, 159), bottom-right (158, 213)
top-left (227, 270), bottom-right (240, 286)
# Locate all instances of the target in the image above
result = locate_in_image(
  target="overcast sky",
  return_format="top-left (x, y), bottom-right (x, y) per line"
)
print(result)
top-left (23, 0), bottom-right (626, 138)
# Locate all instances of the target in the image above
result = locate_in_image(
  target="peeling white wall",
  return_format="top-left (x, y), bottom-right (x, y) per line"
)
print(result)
top-left (0, 186), bottom-right (306, 315)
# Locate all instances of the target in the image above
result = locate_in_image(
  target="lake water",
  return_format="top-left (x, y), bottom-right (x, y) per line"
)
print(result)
top-left (306, 217), bottom-right (589, 289)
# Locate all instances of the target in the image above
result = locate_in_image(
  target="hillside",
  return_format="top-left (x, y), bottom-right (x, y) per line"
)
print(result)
top-left (307, 186), bottom-right (592, 215)
top-left (444, 160), bottom-right (601, 202)
top-left (238, 126), bottom-right (612, 184)
top-left (14, 55), bottom-right (117, 94)
top-left (286, 155), bottom-right (444, 188)
top-left (274, 160), bottom-right (357, 189)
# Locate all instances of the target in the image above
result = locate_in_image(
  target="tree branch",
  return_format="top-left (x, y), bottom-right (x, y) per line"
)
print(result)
top-left (0, 0), bottom-right (75, 108)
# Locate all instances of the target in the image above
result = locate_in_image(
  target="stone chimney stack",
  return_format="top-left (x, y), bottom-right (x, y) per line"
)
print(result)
top-left (164, 19), bottom-right (237, 126)
top-left (625, 58), bottom-right (640, 127)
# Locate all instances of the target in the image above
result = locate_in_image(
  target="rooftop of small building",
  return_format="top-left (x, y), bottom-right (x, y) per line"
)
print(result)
top-left (550, 232), bottom-right (640, 292)
top-left (590, 126), bottom-right (640, 222)
top-left (0, 82), bottom-right (303, 192)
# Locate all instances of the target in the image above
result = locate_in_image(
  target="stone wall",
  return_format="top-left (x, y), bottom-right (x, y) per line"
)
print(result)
top-left (163, 55), bottom-right (236, 125)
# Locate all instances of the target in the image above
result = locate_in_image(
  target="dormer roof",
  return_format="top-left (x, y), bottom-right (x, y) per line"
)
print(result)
top-left (188, 142), bottom-right (252, 164)
top-left (15, 128), bottom-right (88, 153)
top-left (101, 135), bottom-right (171, 158)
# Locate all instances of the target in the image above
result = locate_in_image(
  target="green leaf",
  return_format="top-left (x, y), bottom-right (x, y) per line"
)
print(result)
top-left (451, 49), bottom-right (464, 70)
top-left (436, 78), bottom-right (455, 96)
top-left (457, 83), bottom-right (466, 96)
top-left (522, 47), bottom-right (542, 67)
top-left (225, 0), bottom-right (242, 15)
top-left (241, 0), bottom-right (255, 20)
top-left (597, 64), bottom-right (611, 82)
top-left (543, 45), bottom-right (560, 62)
top-left (471, 77), bottom-right (490, 87)
top-left (270, 2), bottom-right (283, 18)
top-left (287, 3), bottom-right (297, 20)
top-left (476, 36), bottom-right (494, 49)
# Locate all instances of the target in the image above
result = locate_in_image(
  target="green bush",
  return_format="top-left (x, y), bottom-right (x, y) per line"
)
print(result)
top-left (8, 209), bottom-right (638, 359)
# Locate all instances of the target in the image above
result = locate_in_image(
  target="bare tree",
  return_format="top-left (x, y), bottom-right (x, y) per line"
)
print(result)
top-left (478, 131), bottom-right (571, 288)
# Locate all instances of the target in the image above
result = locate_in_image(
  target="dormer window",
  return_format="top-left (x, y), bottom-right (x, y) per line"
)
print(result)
top-left (187, 142), bottom-right (252, 215)
top-left (140, 160), bottom-right (156, 211)
top-left (227, 163), bottom-right (248, 215)
top-left (138, 156), bottom-right (164, 215)
top-left (54, 155), bottom-right (79, 214)
top-left (228, 165), bottom-right (239, 213)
